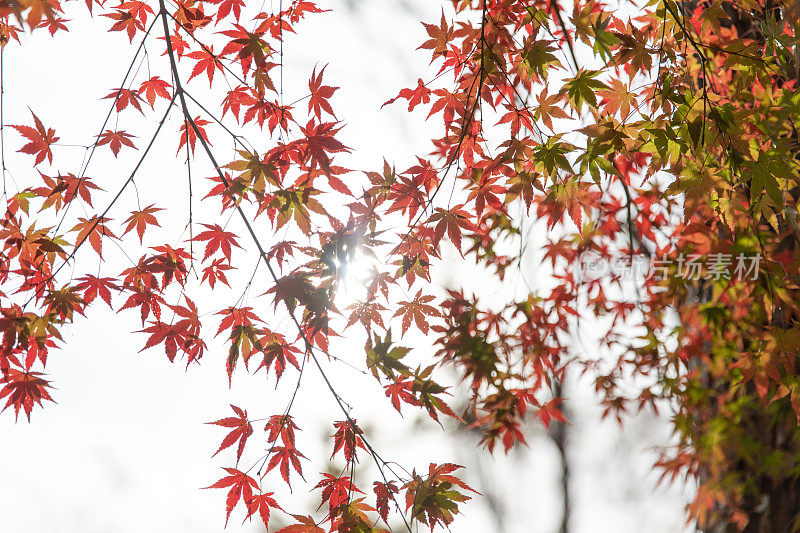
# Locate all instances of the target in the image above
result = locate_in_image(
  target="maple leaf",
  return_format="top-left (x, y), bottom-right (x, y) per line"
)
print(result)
top-left (219, 26), bottom-right (272, 77)
top-left (44, 285), bottom-right (86, 322)
top-left (522, 40), bottom-right (561, 80)
top-left (226, 324), bottom-right (264, 379)
top-left (275, 515), bottom-right (325, 533)
top-left (102, 87), bottom-right (144, 114)
top-left (177, 116), bottom-right (211, 154)
top-left (329, 497), bottom-right (379, 531)
top-left (497, 106), bottom-right (535, 137)
top-left (122, 204), bottom-right (162, 243)
top-left (427, 206), bottom-right (476, 253)
top-left (97, 130), bottom-right (137, 157)
top-left (138, 321), bottom-right (187, 362)
top-left (11, 111), bottom-right (58, 165)
top-left (534, 89), bottom-right (570, 131)
top-left (187, 46), bottom-right (223, 86)
top-left (102, 5), bottom-right (146, 42)
top-left (308, 65), bottom-right (337, 119)
top-left (215, 0), bottom-right (245, 22)
top-left (266, 445), bottom-right (306, 487)
top-left (0, 369), bottom-right (54, 421)
top-left (418, 10), bottom-right (452, 60)
top-left (383, 78), bottom-right (431, 111)
top-left (191, 223), bottom-right (241, 262)
top-left (34, 172), bottom-right (102, 211)
top-left (119, 286), bottom-right (164, 325)
top-left (205, 468), bottom-right (259, 525)
top-left (34, 14), bottom-right (68, 35)
top-left (138, 76), bottom-right (172, 108)
top-left (466, 174), bottom-right (505, 216)
top-left (402, 463), bottom-right (476, 530)
top-left (267, 240), bottom-right (296, 272)
top-left (411, 366), bottom-right (459, 424)
top-left (561, 69), bottom-right (608, 112)
top-left (174, 1), bottom-right (211, 31)
top-left (209, 404), bottom-right (253, 463)
top-left (346, 300), bottom-right (387, 331)
top-left (536, 397), bottom-right (567, 430)
top-left (394, 290), bottom-right (439, 335)
top-left (241, 98), bottom-right (292, 133)
top-left (598, 78), bottom-right (636, 119)
top-left (222, 86), bottom-right (250, 121)
top-left (384, 379), bottom-right (416, 413)
top-left (71, 215), bottom-right (117, 257)
top-left (542, 179), bottom-right (601, 234)
top-left (373, 481), bottom-right (398, 523)
top-left (264, 413), bottom-right (299, 446)
top-left (300, 120), bottom-right (350, 173)
top-left (160, 33), bottom-right (189, 57)
top-left (74, 275), bottom-right (120, 307)
top-left (216, 306), bottom-right (261, 336)
top-left (330, 420), bottom-right (367, 463)
top-left (315, 473), bottom-right (362, 512)
top-left (245, 492), bottom-right (280, 528)
top-left (267, 273), bottom-right (314, 313)
top-left (201, 258), bottom-right (234, 288)
top-left (257, 337), bottom-right (301, 381)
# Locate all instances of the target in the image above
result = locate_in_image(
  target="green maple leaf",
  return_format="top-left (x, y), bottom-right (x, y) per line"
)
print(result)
top-left (561, 69), bottom-right (608, 113)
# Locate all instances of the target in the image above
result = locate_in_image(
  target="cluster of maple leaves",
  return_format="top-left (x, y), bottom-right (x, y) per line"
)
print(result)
top-left (5, 0), bottom-right (800, 530)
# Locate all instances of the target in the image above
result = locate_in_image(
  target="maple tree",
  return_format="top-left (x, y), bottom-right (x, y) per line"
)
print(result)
top-left (4, 0), bottom-right (800, 531)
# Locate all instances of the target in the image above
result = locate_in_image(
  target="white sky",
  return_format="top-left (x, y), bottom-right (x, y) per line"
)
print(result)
top-left (1, 1), bottom-right (693, 532)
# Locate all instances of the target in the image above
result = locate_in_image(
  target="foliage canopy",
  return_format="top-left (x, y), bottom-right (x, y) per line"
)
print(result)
top-left (4, 0), bottom-right (800, 530)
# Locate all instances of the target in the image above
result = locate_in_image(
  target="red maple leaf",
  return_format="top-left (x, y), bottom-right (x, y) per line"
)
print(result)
top-left (97, 129), bottom-right (137, 157)
top-left (428, 206), bottom-right (476, 253)
top-left (0, 369), bottom-right (54, 421)
top-left (74, 275), bottom-right (120, 307)
top-left (201, 258), bottom-right (234, 288)
top-left (102, 87), bottom-right (144, 114)
top-left (266, 445), bottom-right (306, 487)
top-left (308, 65), bottom-right (337, 119)
top-left (222, 86), bottom-right (250, 121)
top-left (384, 379), bottom-right (417, 413)
top-left (315, 473), bottom-right (362, 512)
top-left (536, 397), bottom-right (567, 430)
top-left (177, 116), bottom-right (211, 154)
top-left (71, 215), bottom-right (117, 257)
top-left (274, 515), bottom-right (324, 532)
top-left (11, 111), bottom-right (59, 166)
top-left (383, 78), bottom-right (431, 111)
top-left (138, 76), bottom-right (172, 108)
top-left (102, 1), bottom-right (154, 41)
top-left (245, 491), bottom-right (280, 528)
top-left (300, 120), bottom-right (350, 173)
top-left (138, 321), bottom-right (186, 362)
top-left (205, 468), bottom-right (259, 525)
top-left (257, 337), bottom-right (301, 382)
top-left (418, 10), bottom-right (452, 59)
top-left (394, 290), bottom-right (439, 334)
top-left (209, 404), bottom-right (253, 463)
top-left (191, 223), bottom-right (241, 262)
top-left (122, 204), bottom-right (162, 243)
top-left (373, 481), bottom-right (398, 523)
top-left (187, 46), bottom-right (223, 86)
top-left (264, 414), bottom-right (299, 446)
top-left (330, 420), bottom-right (367, 463)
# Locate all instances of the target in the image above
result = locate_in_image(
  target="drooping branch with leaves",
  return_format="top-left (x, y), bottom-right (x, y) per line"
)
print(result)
top-left (4, 0), bottom-right (800, 530)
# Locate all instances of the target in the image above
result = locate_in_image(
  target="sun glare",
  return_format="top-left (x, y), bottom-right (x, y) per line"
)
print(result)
top-left (333, 250), bottom-right (381, 308)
